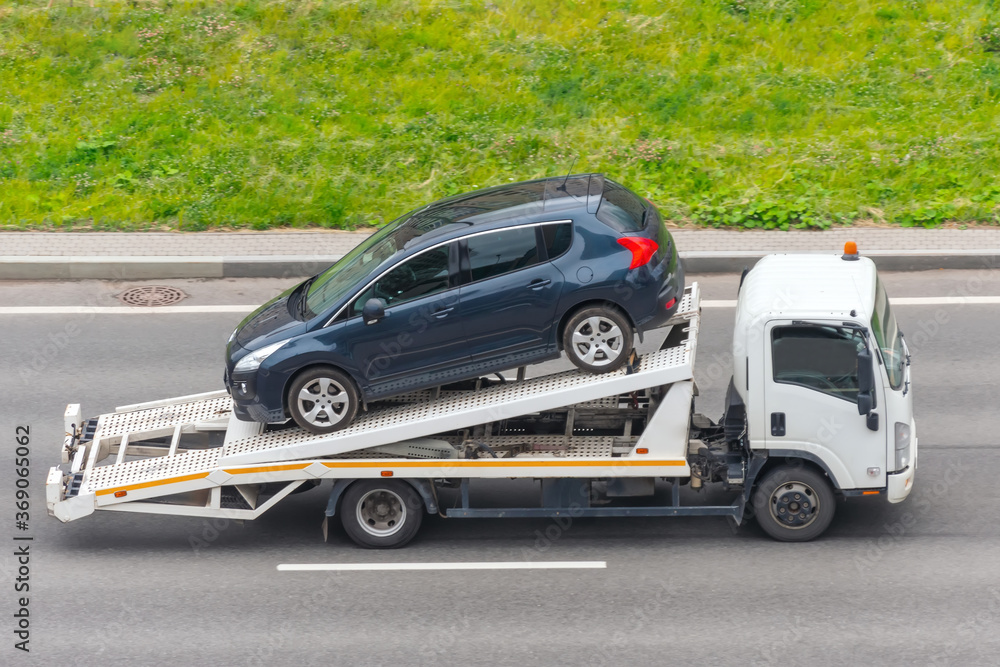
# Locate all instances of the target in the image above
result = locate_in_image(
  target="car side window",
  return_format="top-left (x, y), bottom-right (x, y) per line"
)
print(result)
top-left (771, 326), bottom-right (864, 402)
top-left (595, 180), bottom-right (647, 233)
top-left (466, 226), bottom-right (541, 282)
top-left (541, 222), bottom-right (572, 260)
top-left (352, 246), bottom-right (451, 315)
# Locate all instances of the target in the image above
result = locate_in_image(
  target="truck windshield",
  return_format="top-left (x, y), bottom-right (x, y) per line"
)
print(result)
top-left (870, 277), bottom-right (905, 390)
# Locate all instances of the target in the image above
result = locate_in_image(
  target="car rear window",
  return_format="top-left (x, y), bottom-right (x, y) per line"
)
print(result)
top-left (541, 222), bottom-right (572, 260)
top-left (596, 180), bottom-right (647, 233)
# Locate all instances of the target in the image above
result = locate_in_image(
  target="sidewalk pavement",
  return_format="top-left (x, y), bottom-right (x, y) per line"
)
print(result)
top-left (1, 227), bottom-right (999, 279)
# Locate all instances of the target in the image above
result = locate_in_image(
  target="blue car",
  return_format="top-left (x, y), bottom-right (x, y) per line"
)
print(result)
top-left (225, 174), bottom-right (685, 433)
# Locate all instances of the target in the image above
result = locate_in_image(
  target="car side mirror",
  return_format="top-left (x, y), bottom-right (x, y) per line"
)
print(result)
top-left (857, 347), bottom-right (875, 416)
top-left (362, 298), bottom-right (386, 325)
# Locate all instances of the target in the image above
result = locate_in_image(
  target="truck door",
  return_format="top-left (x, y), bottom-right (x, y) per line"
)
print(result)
top-left (763, 321), bottom-right (886, 489)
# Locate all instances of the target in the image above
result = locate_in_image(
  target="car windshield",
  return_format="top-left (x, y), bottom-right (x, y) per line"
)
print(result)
top-left (304, 207), bottom-right (467, 317)
top-left (304, 218), bottom-right (407, 316)
top-left (870, 277), bottom-right (905, 390)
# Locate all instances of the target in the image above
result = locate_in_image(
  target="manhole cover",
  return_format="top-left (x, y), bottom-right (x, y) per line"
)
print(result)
top-left (117, 285), bottom-right (187, 307)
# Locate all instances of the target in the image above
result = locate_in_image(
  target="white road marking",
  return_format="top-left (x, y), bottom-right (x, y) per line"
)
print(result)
top-left (277, 561), bottom-right (607, 572)
top-left (700, 296), bottom-right (1000, 308)
top-left (1, 296), bottom-right (999, 315)
top-left (884, 296), bottom-right (1000, 305)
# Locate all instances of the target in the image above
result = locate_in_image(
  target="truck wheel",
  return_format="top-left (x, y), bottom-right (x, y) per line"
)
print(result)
top-left (563, 306), bottom-right (634, 373)
top-left (752, 465), bottom-right (835, 542)
top-left (340, 480), bottom-right (423, 548)
top-left (288, 366), bottom-right (358, 434)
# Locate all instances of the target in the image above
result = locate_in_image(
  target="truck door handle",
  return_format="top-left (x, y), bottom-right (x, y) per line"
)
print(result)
top-left (432, 307), bottom-right (453, 319)
top-left (528, 279), bottom-right (551, 289)
top-left (770, 412), bottom-right (786, 437)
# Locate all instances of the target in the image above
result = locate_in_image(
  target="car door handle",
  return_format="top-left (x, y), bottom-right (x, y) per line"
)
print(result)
top-left (432, 307), bottom-right (454, 318)
top-left (528, 279), bottom-right (551, 289)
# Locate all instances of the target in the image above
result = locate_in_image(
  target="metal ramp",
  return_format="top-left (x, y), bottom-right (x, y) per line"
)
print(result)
top-left (55, 284), bottom-right (700, 512)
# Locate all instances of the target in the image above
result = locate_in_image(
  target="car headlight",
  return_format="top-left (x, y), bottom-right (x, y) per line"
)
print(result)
top-left (233, 339), bottom-right (291, 374)
top-left (894, 421), bottom-right (911, 472)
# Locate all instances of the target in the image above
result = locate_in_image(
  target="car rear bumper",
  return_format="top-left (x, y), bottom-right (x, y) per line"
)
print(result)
top-left (637, 259), bottom-right (686, 331)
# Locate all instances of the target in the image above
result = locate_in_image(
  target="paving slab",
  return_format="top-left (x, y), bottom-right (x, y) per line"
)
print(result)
top-left (1, 227), bottom-right (998, 278)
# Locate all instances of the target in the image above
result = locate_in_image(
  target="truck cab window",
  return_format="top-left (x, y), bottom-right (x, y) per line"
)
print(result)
top-left (871, 277), bottom-right (906, 390)
top-left (771, 325), bottom-right (864, 402)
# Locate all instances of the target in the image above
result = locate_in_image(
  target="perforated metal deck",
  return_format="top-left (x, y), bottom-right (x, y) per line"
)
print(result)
top-left (84, 447), bottom-right (223, 494)
top-left (94, 395), bottom-right (231, 442)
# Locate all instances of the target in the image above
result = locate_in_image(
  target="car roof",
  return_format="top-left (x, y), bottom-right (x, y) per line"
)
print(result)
top-left (396, 174), bottom-right (605, 251)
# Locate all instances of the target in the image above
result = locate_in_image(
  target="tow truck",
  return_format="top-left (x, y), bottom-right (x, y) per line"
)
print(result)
top-left (47, 245), bottom-right (916, 546)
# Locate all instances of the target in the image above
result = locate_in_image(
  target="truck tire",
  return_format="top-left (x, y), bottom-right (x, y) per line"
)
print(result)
top-left (340, 480), bottom-right (423, 548)
top-left (287, 366), bottom-right (359, 434)
top-left (752, 465), bottom-right (836, 542)
top-left (563, 306), bottom-right (634, 373)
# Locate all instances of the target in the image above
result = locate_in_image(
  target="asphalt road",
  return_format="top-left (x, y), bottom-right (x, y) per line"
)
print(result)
top-left (1, 270), bottom-right (999, 665)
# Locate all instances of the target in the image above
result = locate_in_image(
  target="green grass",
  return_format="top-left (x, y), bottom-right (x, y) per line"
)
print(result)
top-left (2, 0), bottom-right (1000, 230)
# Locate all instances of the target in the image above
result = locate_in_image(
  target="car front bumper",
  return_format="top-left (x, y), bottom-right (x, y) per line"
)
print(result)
top-left (226, 367), bottom-right (286, 423)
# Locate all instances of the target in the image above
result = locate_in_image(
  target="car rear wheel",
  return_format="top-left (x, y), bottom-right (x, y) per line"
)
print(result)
top-left (287, 366), bottom-right (359, 434)
top-left (563, 306), bottom-right (634, 373)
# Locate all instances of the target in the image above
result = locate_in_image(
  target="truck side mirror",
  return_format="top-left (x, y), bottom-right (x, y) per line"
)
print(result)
top-left (857, 347), bottom-right (874, 416)
top-left (362, 298), bottom-right (386, 325)
top-left (857, 391), bottom-right (873, 416)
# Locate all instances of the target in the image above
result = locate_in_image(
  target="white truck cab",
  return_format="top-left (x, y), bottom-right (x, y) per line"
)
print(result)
top-left (732, 246), bottom-right (915, 510)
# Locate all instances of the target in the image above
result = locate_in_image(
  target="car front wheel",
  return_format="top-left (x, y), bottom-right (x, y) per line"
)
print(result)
top-left (562, 306), bottom-right (634, 373)
top-left (287, 366), bottom-right (359, 434)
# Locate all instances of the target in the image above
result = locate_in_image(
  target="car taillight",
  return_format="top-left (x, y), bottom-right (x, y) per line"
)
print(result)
top-left (617, 237), bottom-right (659, 270)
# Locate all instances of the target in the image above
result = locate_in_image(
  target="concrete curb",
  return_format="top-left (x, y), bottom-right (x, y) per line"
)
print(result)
top-left (0, 256), bottom-right (341, 280)
top-left (2, 251), bottom-right (999, 280)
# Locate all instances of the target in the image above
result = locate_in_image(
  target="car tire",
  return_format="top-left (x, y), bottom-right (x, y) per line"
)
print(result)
top-left (562, 306), bottom-right (634, 373)
top-left (340, 480), bottom-right (424, 548)
top-left (752, 465), bottom-right (836, 542)
top-left (287, 366), bottom-right (359, 434)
